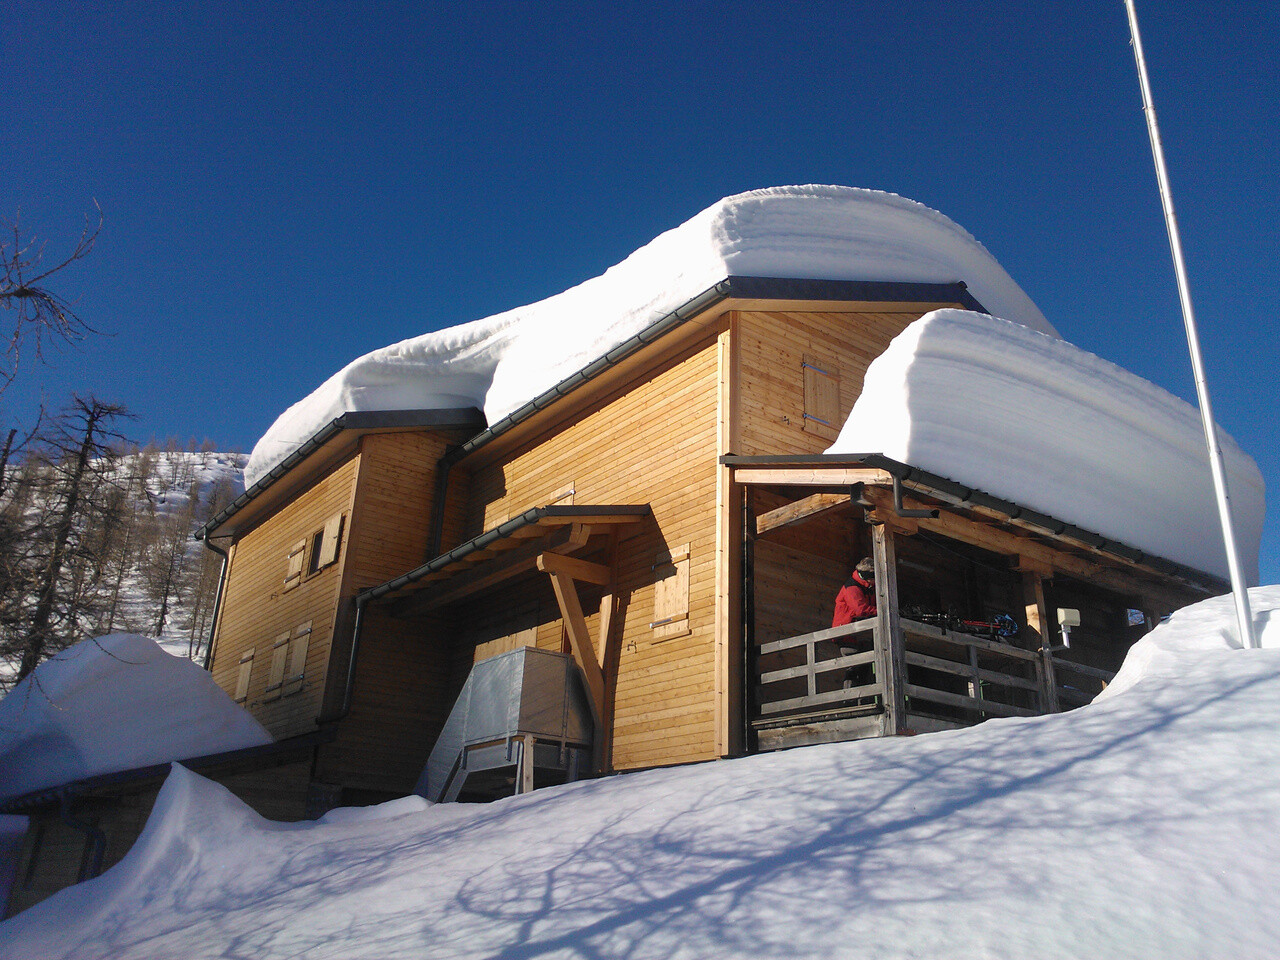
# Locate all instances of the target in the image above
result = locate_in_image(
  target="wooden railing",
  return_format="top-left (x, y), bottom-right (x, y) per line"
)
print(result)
top-left (1051, 656), bottom-right (1115, 708)
top-left (755, 616), bottom-right (1049, 726)
top-left (899, 618), bottom-right (1043, 720)
top-left (756, 619), bottom-right (880, 719)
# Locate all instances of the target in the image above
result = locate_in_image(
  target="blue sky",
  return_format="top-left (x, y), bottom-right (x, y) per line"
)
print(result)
top-left (6, 1), bottom-right (1277, 582)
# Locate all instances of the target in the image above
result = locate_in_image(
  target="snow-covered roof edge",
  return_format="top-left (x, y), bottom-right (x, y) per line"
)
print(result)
top-left (209, 277), bottom-right (983, 540)
top-left (246, 186), bottom-right (1055, 487)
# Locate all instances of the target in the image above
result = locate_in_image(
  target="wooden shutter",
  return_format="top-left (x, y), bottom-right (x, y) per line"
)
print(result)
top-left (284, 539), bottom-right (306, 591)
top-left (234, 649), bottom-right (254, 702)
top-left (284, 621), bottom-right (312, 696)
top-left (264, 632), bottom-right (290, 701)
top-left (316, 513), bottom-right (344, 569)
top-left (802, 354), bottom-right (840, 440)
top-left (651, 543), bottom-right (690, 640)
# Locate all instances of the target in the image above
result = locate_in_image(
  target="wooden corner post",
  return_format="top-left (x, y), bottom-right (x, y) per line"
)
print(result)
top-left (871, 523), bottom-right (906, 735)
top-left (1021, 569), bottom-right (1060, 713)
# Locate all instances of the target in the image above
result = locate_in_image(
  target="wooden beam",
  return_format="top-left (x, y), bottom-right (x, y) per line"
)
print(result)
top-left (1022, 571), bottom-right (1060, 713)
top-left (546, 567), bottom-right (606, 736)
top-left (755, 492), bottom-right (851, 536)
top-left (872, 524), bottom-right (906, 736)
top-left (715, 320), bottom-right (743, 758)
top-left (732, 466), bottom-right (895, 487)
top-left (387, 524), bottom-right (582, 617)
top-left (863, 486), bottom-right (1198, 608)
top-left (536, 552), bottom-right (610, 585)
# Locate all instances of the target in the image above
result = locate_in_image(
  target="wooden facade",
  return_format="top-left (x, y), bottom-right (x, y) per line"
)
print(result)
top-left (192, 280), bottom-right (1223, 811)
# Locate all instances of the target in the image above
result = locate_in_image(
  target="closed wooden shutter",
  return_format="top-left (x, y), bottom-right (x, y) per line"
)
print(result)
top-left (652, 543), bottom-right (691, 640)
top-left (264, 632), bottom-right (290, 701)
top-left (284, 621), bottom-right (312, 696)
top-left (316, 513), bottom-right (344, 569)
top-left (284, 539), bottom-right (306, 591)
top-left (802, 354), bottom-right (840, 440)
top-left (234, 650), bottom-right (254, 702)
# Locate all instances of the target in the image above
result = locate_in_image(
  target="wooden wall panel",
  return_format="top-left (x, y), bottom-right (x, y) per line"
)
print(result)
top-left (211, 456), bottom-right (360, 740)
top-left (320, 431), bottom-right (463, 794)
top-left (461, 337), bottom-right (723, 770)
top-left (735, 310), bottom-right (941, 457)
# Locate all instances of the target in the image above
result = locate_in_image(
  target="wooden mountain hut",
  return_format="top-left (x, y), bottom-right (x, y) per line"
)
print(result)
top-left (194, 275), bottom-right (1223, 809)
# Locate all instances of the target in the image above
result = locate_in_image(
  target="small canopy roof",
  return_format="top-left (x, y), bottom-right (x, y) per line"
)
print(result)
top-left (362, 504), bottom-right (651, 617)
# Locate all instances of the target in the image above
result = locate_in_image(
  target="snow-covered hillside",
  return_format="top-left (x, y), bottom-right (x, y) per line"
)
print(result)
top-left (0, 449), bottom-right (246, 689)
top-left (3, 588), bottom-right (1279, 959)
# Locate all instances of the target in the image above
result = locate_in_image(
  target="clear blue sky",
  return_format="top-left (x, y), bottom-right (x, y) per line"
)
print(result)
top-left (6, 1), bottom-right (1278, 582)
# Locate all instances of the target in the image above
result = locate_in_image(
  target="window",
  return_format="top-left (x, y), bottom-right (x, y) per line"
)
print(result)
top-left (264, 622), bottom-right (312, 701)
top-left (802, 354), bottom-right (841, 441)
top-left (284, 621), bottom-right (311, 697)
top-left (308, 512), bottom-right (344, 575)
top-left (263, 632), bottom-right (291, 701)
top-left (651, 543), bottom-right (691, 640)
top-left (233, 649), bottom-right (254, 702)
top-left (284, 512), bottom-right (345, 587)
top-left (284, 540), bottom-right (306, 591)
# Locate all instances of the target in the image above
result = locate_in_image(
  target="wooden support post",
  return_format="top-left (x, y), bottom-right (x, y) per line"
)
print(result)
top-left (872, 523), bottom-right (906, 735)
top-left (742, 486), bottom-right (758, 755)
top-left (519, 735), bottom-right (535, 794)
top-left (543, 567), bottom-right (606, 735)
top-left (1022, 570), bottom-right (1060, 713)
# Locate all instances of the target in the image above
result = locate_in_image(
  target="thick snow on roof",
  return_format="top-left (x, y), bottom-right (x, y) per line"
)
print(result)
top-left (0, 635), bottom-right (270, 802)
top-left (828, 309), bottom-right (1265, 582)
top-left (3, 587), bottom-right (1280, 959)
top-left (246, 185), bottom-right (1055, 487)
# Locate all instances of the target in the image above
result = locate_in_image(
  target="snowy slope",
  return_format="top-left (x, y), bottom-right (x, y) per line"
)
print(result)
top-left (0, 634), bottom-right (270, 802)
top-left (828, 310), bottom-right (1265, 581)
top-left (247, 185), bottom-right (1056, 486)
top-left (3, 588), bottom-right (1279, 959)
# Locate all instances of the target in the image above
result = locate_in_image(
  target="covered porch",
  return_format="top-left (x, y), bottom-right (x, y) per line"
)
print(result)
top-left (725, 455), bottom-right (1222, 751)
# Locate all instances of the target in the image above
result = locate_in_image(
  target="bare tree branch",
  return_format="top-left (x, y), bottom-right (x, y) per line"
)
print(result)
top-left (0, 205), bottom-right (103, 393)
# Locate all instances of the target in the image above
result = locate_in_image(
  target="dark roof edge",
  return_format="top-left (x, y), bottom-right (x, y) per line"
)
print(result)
top-left (357, 503), bottom-right (652, 606)
top-left (0, 728), bottom-right (335, 814)
top-left (720, 453), bottom-right (1227, 591)
top-left (202, 277), bottom-right (981, 539)
top-left (195, 407), bottom-right (486, 541)
top-left (444, 277), bottom-right (983, 466)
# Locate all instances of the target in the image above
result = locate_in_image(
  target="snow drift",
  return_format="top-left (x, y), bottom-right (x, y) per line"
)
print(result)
top-left (0, 635), bottom-right (271, 802)
top-left (4, 588), bottom-right (1280, 959)
top-left (828, 309), bottom-right (1265, 582)
top-left (246, 185), bottom-right (1056, 487)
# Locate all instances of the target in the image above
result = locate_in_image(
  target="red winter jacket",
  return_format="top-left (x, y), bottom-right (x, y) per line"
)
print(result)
top-left (832, 571), bottom-right (877, 627)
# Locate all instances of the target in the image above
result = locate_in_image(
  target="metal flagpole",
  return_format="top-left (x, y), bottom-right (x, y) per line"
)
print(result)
top-left (1123, 0), bottom-right (1258, 649)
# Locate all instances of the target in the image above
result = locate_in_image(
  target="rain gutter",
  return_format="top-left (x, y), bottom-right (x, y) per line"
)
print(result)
top-left (201, 538), bottom-right (229, 671)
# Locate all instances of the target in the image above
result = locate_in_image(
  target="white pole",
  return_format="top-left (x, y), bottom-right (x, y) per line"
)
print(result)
top-left (1123, 0), bottom-right (1258, 649)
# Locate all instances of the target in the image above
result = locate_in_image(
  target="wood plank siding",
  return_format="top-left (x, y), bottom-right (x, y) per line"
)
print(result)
top-left (314, 430), bottom-right (464, 794)
top-left (734, 309), bottom-right (949, 457)
top-left (459, 335), bottom-right (724, 770)
top-left (211, 456), bottom-right (360, 739)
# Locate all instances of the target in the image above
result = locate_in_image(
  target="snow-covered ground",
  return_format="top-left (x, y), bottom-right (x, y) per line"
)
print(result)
top-left (829, 310), bottom-right (1264, 581)
top-left (247, 185), bottom-right (1056, 487)
top-left (0, 634), bottom-right (270, 803)
top-left (3, 588), bottom-right (1279, 959)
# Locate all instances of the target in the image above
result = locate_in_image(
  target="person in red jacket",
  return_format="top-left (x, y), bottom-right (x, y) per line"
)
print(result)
top-left (832, 557), bottom-right (877, 627)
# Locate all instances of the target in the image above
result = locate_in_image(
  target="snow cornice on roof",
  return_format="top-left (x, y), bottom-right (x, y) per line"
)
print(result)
top-left (445, 276), bottom-right (987, 466)
top-left (195, 408), bottom-right (485, 541)
top-left (201, 277), bottom-right (982, 543)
